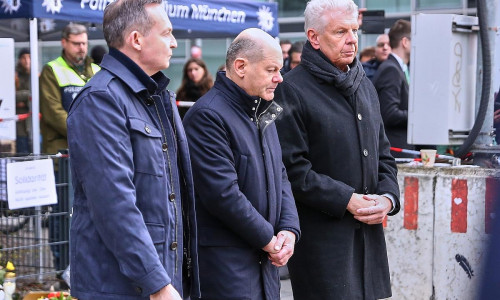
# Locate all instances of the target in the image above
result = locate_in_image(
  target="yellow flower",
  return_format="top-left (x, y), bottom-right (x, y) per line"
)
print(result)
top-left (5, 261), bottom-right (14, 271)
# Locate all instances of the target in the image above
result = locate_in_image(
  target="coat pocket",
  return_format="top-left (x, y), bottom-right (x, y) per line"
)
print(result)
top-left (146, 223), bottom-right (166, 264)
top-left (129, 117), bottom-right (164, 176)
top-left (235, 153), bottom-right (249, 192)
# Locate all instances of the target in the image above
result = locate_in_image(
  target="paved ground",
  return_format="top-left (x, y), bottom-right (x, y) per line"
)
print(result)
top-left (280, 279), bottom-right (293, 300)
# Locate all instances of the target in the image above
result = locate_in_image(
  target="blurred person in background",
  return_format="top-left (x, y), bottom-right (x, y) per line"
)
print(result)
top-left (494, 87), bottom-right (500, 144)
top-left (282, 41), bottom-right (305, 74)
top-left (280, 39), bottom-right (292, 72)
top-left (359, 46), bottom-right (375, 63)
top-left (15, 48), bottom-right (31, 154)
top-left (176, 57), bottom-right (213, 118)
top-left (39, 23), bottom-right (100, 273)
top-left (40, 23), bottom-right (100, 156)
top-left (90, 45), bottom-right (108, 65)
top-left (362, 34), bottom-right (391, 81)
top-left (190, 45), bottom-right (202, 59)
top-left (373, 20), bottom-right (413, 157)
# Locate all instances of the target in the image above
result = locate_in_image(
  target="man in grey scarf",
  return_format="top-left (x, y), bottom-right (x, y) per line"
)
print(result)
top-left (274, 0), bottom-right (400, 299)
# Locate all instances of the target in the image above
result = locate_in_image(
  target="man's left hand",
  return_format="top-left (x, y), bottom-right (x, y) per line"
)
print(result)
top-left (354, 195), bottom-right (392, 224)
top-left (268, 230), bottom-right (296, 267)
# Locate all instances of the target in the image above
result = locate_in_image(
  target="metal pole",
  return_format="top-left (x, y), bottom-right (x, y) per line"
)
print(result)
top-left (29, 18), bottom-right (44, 282)
top-left (29, 18), bottom-right (40, 155)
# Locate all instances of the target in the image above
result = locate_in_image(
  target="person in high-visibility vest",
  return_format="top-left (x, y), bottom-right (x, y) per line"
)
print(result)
top-left (40, 23), bottom-right (100, 156)
top-left (39, 23), bottom-right (100, 274)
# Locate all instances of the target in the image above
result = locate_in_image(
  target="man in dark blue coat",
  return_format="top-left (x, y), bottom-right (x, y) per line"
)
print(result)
top-left (183, 28), bottom-right (301, 300)
top-left (67, 1), bottom-right (200, 299)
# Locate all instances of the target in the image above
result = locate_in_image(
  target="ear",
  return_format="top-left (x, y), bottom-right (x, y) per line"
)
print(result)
top-left (307, 29), bottom-right (320, 50)
top-left (232, 58), bottom-right (247, 78)
top-left (125, 30), bottom-right (143, 51)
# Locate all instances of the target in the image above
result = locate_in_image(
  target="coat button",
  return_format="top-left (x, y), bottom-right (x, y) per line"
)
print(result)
top-left (254, 100), bottom-right (258, 103)
top-left (170, 242), bottom-right (178, 250)
top-left (357, 113), bottom-right (362, 121)
top-left (169, 193), bottom-right (175, 202)
top-left (364, 186), bottom-right (369, 194)
top-left (250, 118), bottom-right (254, 121)
top-left (363, 149), bottom-right (368, 156)
top-left (145, 97), bottom-right (154, 106)
top-left (136, 286), bottom-right (142, 293)
top-left (145, 126), bottom-right (151, 134)
top-left (252, 107), bottom-right (256, 111)
top-left (355, 222), bottom-right (361, 229)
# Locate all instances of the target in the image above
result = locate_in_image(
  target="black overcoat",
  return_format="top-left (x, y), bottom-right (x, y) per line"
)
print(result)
top-left (184, 73), bottom-right (300, 300)
top-left (372, 54), bottom-right (412, 155)
top-left (275, 46), bottom-right (400, 300)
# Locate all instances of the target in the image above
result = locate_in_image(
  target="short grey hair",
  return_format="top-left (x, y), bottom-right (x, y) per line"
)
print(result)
top-left (62, 23), bottom-right (87, 40)
top-left (225, 37), bottom-right (262, 72)
top-left (103, 0), bottom-right (162, 49)
top-left (304, 0), bottom-right (358, 33)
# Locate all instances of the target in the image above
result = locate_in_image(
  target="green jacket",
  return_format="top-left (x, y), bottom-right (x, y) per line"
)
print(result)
top-left (40, 53), bottom-right (99, 154)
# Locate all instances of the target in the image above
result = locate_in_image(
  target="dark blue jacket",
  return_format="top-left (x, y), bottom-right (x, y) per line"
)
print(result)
top-left (183, 72), bottom-right (300, 300)
top-left (362, 58), bottom-right (381, 82)
top-left (67, 50), bottom-right (200, 299)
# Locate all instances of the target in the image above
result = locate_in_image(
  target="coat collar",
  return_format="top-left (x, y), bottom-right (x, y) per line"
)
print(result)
top-left (213, 71), bottom-right (272, 117)
top-left (100, 48), bottom-right (170, 97)
top-left (213, 71), bottom-right (283, 129)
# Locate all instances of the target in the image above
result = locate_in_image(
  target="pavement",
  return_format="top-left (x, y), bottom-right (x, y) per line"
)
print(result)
top-left (280, 279), bottom-right (293, 300)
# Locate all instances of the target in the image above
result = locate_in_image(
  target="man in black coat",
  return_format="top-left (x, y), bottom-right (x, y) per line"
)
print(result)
top-left (373, 19), bottom-right (413, 157)
top-left (274, 0), bottom-right (400, 299)
top-left (184, 28), bottom-right (300, 300)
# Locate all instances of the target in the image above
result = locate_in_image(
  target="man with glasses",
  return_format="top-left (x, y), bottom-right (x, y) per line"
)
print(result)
top-left (39, 23), bottom-right (99, 273)
top-left (362, 34), bottom-right (391, 81)
top-left (40, 23), bottom-right (100, 157)
top-left (373, 19), bottom-right (413, 157)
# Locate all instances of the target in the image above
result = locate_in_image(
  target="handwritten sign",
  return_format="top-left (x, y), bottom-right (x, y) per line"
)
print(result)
top-left (7, 159), bottom-right (57, 209)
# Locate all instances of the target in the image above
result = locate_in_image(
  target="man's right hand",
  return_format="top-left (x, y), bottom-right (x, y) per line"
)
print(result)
top-left (150, 284), bottom-right (182, 300)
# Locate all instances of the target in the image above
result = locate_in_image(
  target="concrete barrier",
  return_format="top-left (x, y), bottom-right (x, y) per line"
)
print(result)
top-left (385, 165), bottom-right (499, 300)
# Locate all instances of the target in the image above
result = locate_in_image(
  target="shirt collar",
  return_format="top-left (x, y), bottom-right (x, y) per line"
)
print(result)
top-left (390, 53), bottom-right (408, 72)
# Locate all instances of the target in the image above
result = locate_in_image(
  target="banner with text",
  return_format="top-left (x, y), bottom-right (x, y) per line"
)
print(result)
top-left (0, 0), bottom-right (279, 37)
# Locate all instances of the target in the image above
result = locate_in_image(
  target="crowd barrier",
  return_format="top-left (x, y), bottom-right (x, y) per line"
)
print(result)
top-left (0, 152), bottom-right (71, 282)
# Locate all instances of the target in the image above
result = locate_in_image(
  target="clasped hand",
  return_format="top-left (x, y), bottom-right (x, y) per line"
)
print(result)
top-left (262, 230), bottom-right (296, 267)
top-left (347, 193), bottom-right (392, 225)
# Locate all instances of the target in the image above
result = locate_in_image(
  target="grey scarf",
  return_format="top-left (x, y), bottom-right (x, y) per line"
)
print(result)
top-left (300, 41), bottom-right (365, 98)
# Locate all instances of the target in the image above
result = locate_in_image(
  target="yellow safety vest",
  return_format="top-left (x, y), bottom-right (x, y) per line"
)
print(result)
top-left (47, 56), bottom-right (100, 111)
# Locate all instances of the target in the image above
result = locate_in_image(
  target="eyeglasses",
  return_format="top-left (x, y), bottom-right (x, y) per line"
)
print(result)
top-left (65, 39), bottom-right (87, 47)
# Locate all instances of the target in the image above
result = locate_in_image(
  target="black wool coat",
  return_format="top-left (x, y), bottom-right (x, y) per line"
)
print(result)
top-left (274, 43), bottom-right (400, 300)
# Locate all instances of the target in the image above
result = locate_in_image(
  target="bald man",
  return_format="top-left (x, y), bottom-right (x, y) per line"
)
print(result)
top-left (183, 28), bottom-right (300, 300)
top-left (362, 34), bottom-right (391, 81)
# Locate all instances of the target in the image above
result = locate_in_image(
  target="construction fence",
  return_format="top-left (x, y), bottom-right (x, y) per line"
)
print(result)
top-left (0, 151), bottom-right (71, 282)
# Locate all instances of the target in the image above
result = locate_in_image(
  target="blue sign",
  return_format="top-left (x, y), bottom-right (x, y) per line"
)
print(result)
top-left (0, 0), bottom-right (279, 37)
